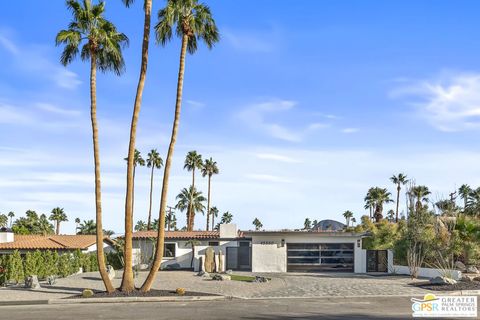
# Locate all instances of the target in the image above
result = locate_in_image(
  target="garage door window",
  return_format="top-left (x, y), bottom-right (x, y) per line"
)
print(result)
top-left (287, 243), bottom-right (354, 272)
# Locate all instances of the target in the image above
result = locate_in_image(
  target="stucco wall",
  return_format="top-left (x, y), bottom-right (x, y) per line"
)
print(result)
top-left (393, 265), bottom-right (463, 280)
top-left (251, 233), bottom-right (366, 273)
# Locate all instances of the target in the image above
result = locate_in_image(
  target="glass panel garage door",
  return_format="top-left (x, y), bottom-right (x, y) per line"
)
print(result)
top-left (287, 243), bottom-right (354, 272)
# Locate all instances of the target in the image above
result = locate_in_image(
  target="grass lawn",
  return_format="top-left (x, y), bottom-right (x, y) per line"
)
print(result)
top-left (229, 275), bottom-right (257, 282)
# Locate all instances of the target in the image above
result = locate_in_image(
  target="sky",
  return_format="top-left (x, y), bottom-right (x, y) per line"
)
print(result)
top-left (1, 0), bottom-right (480, 234)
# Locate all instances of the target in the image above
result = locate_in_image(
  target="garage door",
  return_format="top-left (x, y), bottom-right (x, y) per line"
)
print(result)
top-left (287, 243), bottom-right (354, 272)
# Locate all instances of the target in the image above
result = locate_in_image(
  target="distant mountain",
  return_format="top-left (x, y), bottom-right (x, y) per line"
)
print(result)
top-left (312, 219), bottom-right (345, 231)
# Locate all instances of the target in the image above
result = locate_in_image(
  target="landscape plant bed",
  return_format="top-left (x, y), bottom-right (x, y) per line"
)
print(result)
top-left (67, 289), bottom-right (219, 299)
top-left (410, 280), bottom-right (480, 291)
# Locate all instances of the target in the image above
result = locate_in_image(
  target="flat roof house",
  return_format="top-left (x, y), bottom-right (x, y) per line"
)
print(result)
top-left (132, 224), bottom-right (391, 274)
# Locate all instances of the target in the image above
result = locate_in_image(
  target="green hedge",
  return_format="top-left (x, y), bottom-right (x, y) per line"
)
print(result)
top-left (0, 249), bottom-right (100, 284)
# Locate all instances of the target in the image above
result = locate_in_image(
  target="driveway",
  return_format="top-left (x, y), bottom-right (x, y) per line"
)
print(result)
top-left (0, 271), bottom-right (431, 302)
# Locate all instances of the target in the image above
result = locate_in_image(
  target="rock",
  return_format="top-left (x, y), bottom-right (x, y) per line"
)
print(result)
top-left (106, 265), bottom-right (115, 280)
top-left (217, 249), bottom-right (224, 273)
top-left (466, 266), bottom-right (479, 274)
top-left (430, 276), bottom-right (457, 285)
top-left (225, 269), bottom-right (233, 275)
top-left (455, 261), bottom-right (466, 271)
top-left (82, 289), bottom-right (94, 298)
top-left (473, 276), bottom-right (480, 282)
top-left (139, 264), bottom-right (150, 271)
top-left (212, 274), bottom-right (230, 281)
top-left (254, 276), bottom-right (269, 283)
top-left (46, 275), bottom-right (57, 285)
top-left (204, 247), bottom-right (216, 273)
top-left (197, 270), bottom-right (209, 277)
top-left (25, 275), bottom-right (41, 289)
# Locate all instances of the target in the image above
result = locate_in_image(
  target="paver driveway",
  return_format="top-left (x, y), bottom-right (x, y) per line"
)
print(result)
top-left (0, 271), bottom-right (430, 302)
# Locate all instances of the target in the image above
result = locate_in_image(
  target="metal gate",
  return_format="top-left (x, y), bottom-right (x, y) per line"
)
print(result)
top-left (366, 250), bottom-right (388, 272)
top-left (226, 246), bottom-right (251, 271)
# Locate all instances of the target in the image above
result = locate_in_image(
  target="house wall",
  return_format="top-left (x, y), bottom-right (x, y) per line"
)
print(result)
top-left (132, 239), bottom-right (243, 271)
top-left (392, 265), bottom-right (463, 280)
top-left (250, 234), bottom-right (367, 273)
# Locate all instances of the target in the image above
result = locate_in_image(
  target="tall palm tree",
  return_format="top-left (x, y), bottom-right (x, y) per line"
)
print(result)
top-left (201, 157), bottom-right (219, 230)
top-left (342, 210), bottom-right (353, 227)
top-left (364, 188), bottom-right (376, 220)
top-left (365, 187), bottom-right (393, 222)
top-left (351, 217), bottom-right (357, 226)
top-left (390, 173), bottom-right (408, 222)
top-left (141, 0), bottom-right (219, 292)
top-left (175, 186), bottom-right (206, 231)
top-left (121, 0), bottom-right (153, 293)
top-left (7, 212), bottom-right (14, 228)
top-left (252, 218), bottom-right (263, 231)
top-left (49, 207), bottom-right (68, 235)
top-left (56, 0), bottom-right (128, 293)
top-left (459, 184), bottom-right (472, 211)
top-left (74, 217), bottom-right (80, 232)
top-left (220, 211), bottom-right (233, 224)
top-left (410, 185), bottom-right (431, 212)
top-left (146, 149), bottom-right (163, 230)
top-left (184, 151), bottom-right (203, 189)
top-left (210, 206), bottom-right (219, 231)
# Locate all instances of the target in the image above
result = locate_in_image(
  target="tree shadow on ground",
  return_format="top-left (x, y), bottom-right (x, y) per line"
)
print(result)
top-left (7, 285), bottom-right (83, 294)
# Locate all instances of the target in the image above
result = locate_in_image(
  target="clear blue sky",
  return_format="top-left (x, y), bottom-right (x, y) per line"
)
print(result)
top-left (1, 0), bottom-right (480, 234)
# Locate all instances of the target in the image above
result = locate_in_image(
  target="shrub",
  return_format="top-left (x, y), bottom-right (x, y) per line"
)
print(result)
top-left (7, 250), bottom-right (24, 284)
top-left (43, 250), bottom-right (58, 278)
top-left (57, 253), bottom-right (71, 277)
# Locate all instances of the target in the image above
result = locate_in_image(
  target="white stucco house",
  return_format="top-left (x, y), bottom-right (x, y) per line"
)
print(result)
top-left (132, 224), bottom-right (392, 274)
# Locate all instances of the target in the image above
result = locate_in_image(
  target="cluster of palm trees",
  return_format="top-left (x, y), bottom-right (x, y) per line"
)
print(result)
top-left (56, 0), bottom-right (219, 293)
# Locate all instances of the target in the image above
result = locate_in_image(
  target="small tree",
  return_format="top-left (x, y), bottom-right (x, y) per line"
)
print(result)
top-left (24, 252), bottom-right (38, 277)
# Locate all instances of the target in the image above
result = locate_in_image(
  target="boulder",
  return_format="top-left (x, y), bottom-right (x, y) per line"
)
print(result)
top-left (25, 275), bottom-right (41, 290)
top-left (204, 247), bottom-right (216, 273)
top-left (46, 275), bottom-right (57, 285)
top-left (197, 271), bottom-right (210, 278)
top-left (225, 269), bottom-right (233, 275)
top-left (466, 266), bottom-right (480, 274)
top-left (106, 265), bottom-right (115, 280)
top-left (473, 276), bottom-right (480, 282)
top-left (82, 289), bottom-right (94, 298)
top-left (430, 276), bottom-right (457, 285)
top-left (212, 274), bottom-right (230, 281)
top-left (254, 276), bottom-right (269, 283)
top-left (217, 250), bottom-right (224, 273)
top-left (455, 261), bottom-right (466, 271)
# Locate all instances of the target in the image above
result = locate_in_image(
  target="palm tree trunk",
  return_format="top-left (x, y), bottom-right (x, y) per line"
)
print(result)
top-left (192, 168), bottom-right (195, 189)
top-left (147, 165), bottom-right (155, 230)
top-left (395, 185), bottom-right (400, 223)
top-left (56, 221), bottom-right (60, 235)
top-left (90, 55), bottom-right (115, 294)
top-left (121, 0), bottom-right (152, 293)
top-left (206, 175), bottom-right (211, 231)
top-left (141, 34), bottom-right (189, 292)
top-left (212, 213), bottom-right (215, 230)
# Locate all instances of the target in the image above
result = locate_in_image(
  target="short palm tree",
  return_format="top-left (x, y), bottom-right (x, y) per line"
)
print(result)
top-left (74, 217), bottom-right (81, 232)
top-left (135, 220), bottom-right (148, 231)
top-left (342, 210), bottom-right (354, 227)
top-left (142, 0), bottom-right (219, 292)
top-left (252, 218), bottom-right (263, 231)
top-left (49, 207), bottom-right (68, 235)
top-left (201, 157), bottom-right (219, 230)
top-left (390, 173), bottom-right (408, 222)
top-left (459, 184), bottom-right (472, 211)
top-left (121, 0), bottom-right (153, 293)
top-left (7, 212), bottom-right (14, 227)
top-left (146, 149), bottom-right (163, 230)
top-left (210, 206), bottom-right (219, 230)
top-left (0, 214), bottom-right (7, 228)
top-left (56, 0), bottom-right (127, 293)
top-left (351, 217), bottom-right (357, 226)
top-left (304, 218), bottom-right (311, 230)
top-left (78, 220), bottom-right (96, 235)
top-left (184, 151), bottom-right (203, 189)
top-left (410, 185), bottom-right (431, 212)
top-left (386, 209), bottom-right (395, 222)
top-left (175, 186), bottom-right (206, 231)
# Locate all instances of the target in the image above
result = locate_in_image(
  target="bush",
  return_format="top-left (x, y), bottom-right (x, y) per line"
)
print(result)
top-left (7, 250), bottom-right (24, 284)
top-left (43, 250), bottom-right (58, 278)
top-left (106, 252), bottom-right (123, 270)
top-left (57, 253), bottom-right (71, 277)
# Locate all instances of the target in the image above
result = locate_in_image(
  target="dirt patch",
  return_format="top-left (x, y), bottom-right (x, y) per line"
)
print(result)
top-left (410, 280), bottom-right (480, 291)
top-left (67, 289), bottom-right (219, 299)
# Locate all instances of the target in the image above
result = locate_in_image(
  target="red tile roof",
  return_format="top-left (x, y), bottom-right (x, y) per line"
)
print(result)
top-left (0, 235), bottom-right (111, 250)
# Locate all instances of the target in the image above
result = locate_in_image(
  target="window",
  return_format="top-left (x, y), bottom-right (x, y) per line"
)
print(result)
top-left (164, 243), bottom-right (175, 257)
top-left (208, 241), bottom-right (219, 247)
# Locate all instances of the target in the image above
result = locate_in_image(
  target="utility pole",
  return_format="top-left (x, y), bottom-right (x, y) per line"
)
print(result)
top-left (166, 206), bottom-right (175, 231)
